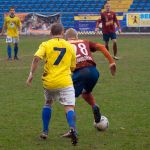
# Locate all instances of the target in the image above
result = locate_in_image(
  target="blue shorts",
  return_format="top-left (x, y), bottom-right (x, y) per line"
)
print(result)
top-left (103, 32), bottom-right (116, 42)
top-left (72, 66), bottom-right (100, 97)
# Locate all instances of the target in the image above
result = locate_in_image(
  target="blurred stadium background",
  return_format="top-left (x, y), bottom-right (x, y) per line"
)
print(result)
top-left (0, 0), bottom-right (150, 34)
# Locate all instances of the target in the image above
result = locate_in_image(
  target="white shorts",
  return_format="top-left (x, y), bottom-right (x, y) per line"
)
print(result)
top-left (6, 36), bottom-right (19, 43)
top-left (44, 86), bottom-right (75, 106)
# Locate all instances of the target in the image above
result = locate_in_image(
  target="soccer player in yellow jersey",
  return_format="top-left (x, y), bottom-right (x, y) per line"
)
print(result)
top-left (1, 7), bottom-right (21, 60)
top-left (26, 23), bottom-right (78, 145)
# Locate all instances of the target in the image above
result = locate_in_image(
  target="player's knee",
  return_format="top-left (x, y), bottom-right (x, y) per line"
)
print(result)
top-left (112, 39), bottom-right (117, 43)
top-left (82, 91), bottom-right (90, 95)
top-left (64, 105), bottom-right (75, 113)
top-left (105, 42), bottom-right (109, 46)
top-left (45, 100), bottom-right (53, 106)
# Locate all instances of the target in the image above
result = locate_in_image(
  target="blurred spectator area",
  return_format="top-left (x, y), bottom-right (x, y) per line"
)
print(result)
top-left (0, 0), bottom-right (150, 29)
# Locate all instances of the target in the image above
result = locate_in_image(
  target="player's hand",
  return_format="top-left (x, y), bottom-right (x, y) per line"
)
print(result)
top-left (19, 30), bottom-right (22, 36)
top-left (109, 63), bottom-right (116, 76)
top-left (0, 32), bottom-right (4, 36)
top-left (95, 28), bottom-right (99, 32)
top-left (118, 28), bottom-right (122, 34)
top-left (26, 72), bottom-right (33, 86)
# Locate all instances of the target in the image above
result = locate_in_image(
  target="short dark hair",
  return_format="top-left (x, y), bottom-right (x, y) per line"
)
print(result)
top-left (9, 6), bottom-right (15, 10)
top-left (50, 23), bottom-right (64, 36)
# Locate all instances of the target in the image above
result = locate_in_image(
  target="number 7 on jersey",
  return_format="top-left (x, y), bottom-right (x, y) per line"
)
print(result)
top-left (53, 47), bottom-right (66, 65)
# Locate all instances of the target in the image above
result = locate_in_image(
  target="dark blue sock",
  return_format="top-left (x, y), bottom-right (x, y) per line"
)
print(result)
top-left (92, 104), bottom-right (98, 110)
top-left (66, 110), bottom-right (76, 129)
top-left (92, 104), bottom-right (101, 123)
top-left (42, 105), bottom-right (52, 134)
top-left (14, 44), bottom-right (18, 57)
top-left (7, 45), bottom-right (12, 58)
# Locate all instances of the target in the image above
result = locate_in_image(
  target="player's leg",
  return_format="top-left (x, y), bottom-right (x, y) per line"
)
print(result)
top-left (82, 92), bottom-right (101, 123)
top-left (105, 41), bottom-right (109, 51)
top-left (14, 43), bottom-right (19, 60)
top-left (64, 106), bottom-right (78, 145)
top-left (6, 36), bottom-right (12, 60)
top-left (65, 105), bottom-right (76, 131)
top-left (40, 100), bottom-right (53, 139)
top-left (61, 71), bottom-right (82, 139)
top-left (72, 67), bottom-right (101, 123)
top-left (103, 34), bottom-right (110, 51)
top-left (7, 43), bottom-right (12, 60)
top-left (111, 33), bottom-right (120, 60)
top-left (13, 37), bottom-right (19, 60)
top-left (82, 92), bottom-right (96, 107)
top-left (72, 70), bottom-right (84, 98)
top-left (60, 86), bottom-right (78, 145)
top-left (112, 39), bottom-right (119, 60)
top-left (40, 89), bottom-right (53, 139)
top-left (81, 66), bottom-right (101, 123)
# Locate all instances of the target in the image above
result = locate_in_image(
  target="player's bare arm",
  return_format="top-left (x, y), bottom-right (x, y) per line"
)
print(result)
top-left (116, 22), bottom-right (121, 33)
top-left (18, 20), bottom-right (22, 35)
top-left (114, 14), bottom-right (121, 33)
top-left (26, 56), bottom-right (41, 86)
top-left (95, 17), bottom-right (101, 32)
top-left (1, 24), bottom-right (6, 36)
top-left (18, 25), bottom-right (22, 35)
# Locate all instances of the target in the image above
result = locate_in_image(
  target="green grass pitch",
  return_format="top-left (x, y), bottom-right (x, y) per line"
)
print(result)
top-left (0, 35), bottom-right (150, 150)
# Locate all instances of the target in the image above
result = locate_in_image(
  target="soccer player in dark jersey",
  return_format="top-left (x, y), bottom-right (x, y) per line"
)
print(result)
top-left (62, 28), bottom-right (116, 137)
top-left (95, 3), bottom-right (121, 60)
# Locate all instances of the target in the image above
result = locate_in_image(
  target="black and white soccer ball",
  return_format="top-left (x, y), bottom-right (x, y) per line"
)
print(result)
top-left (93, 115), bottom-right (109, 131)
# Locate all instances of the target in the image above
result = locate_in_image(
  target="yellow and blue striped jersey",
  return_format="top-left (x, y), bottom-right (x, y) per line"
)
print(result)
top-left (4, 15), bottom-right (21, 37)
top-left (34, 38), bottom-right (76, 89)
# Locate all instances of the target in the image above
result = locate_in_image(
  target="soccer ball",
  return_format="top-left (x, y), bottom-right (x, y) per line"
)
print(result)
top-left (93, 115), bottom-right (109, 131)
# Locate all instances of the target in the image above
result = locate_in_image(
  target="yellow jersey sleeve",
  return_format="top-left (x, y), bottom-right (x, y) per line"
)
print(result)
top-left (34, 42), bottom-right (46, 59)
top-left (70, 45), bottom-right (76, 71)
